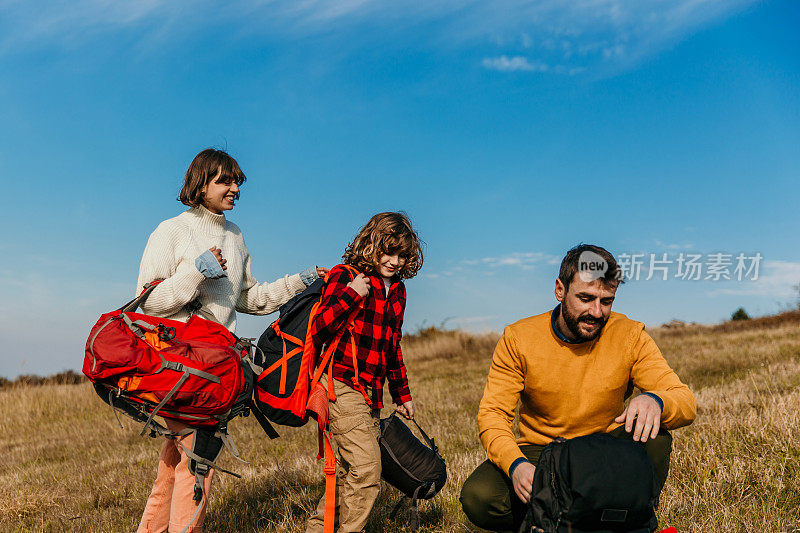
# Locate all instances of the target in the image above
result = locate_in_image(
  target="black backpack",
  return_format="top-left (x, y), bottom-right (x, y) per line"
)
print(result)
top-left (520, 433), bottom-right (659, 533)
top-left (252, 265), bottom-right (362, 429)
top-left (380, 412), bottom-right (447, 530)
top-left (253, 277), bottom-right (326, 427)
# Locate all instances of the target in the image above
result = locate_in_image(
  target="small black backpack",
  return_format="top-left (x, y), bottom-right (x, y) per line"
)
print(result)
top-left (520, 433), bottom-right (659, 533)
top-left (379, 412), bottom-right (447, 530)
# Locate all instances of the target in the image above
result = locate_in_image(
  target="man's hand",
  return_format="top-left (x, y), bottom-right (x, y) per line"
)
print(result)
top-left (511, 462), bottom-right (535, 503)
top-left (347, 273), bottom-right (371, 298)
top-left (396, 401), bottom-right (414, 419)
top-left (614, 394), bottom-right (662, 442)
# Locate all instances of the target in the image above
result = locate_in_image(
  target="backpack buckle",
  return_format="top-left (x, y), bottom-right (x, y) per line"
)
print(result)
top-left (162, 360), bottom-right (184, 372)
top-left (157, 324), bottom-right (176, 342)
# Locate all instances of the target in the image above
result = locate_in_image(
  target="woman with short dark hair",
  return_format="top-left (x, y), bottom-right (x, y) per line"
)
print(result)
top-left (136, 148), bottom-right (326, 533)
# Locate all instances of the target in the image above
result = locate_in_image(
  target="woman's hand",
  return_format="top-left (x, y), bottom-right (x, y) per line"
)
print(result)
top-left (347, 273), bottom-right (371, 298)
top-left (209, 246), bottom-right (227, 271)
top-left (316, 266), bottom-right (330, 278)
top-left (396, 400), bottom-right (414, 420)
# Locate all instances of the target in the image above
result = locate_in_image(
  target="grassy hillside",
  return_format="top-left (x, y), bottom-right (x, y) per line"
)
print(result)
top-left (1, 315), bottom-right (799, 532)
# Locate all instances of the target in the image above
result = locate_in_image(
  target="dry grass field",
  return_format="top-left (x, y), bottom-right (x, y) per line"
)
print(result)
top-left (2, 312), bottom-right (800, 532)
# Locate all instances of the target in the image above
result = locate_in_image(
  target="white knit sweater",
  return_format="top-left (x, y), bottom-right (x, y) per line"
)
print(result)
top-left (136, 205), bottom-right (307, 332)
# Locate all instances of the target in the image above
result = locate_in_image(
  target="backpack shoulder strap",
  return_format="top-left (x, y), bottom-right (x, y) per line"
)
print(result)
top-left (333, 264), bottom-right (373, 405)
top-left (119, 279), bottom-right (164, 313)
top-left (341, 264), bottom-right (361, 278)
top-left (324, 263), bottom-right (361, 283)
top-left (313, 263), bottom-right (371, 405)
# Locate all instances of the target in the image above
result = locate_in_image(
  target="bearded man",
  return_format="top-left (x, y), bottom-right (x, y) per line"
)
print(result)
top-left (460, 244), bottom-right (696, 532)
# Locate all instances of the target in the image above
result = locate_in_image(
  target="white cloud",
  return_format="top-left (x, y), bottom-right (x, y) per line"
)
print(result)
top-left (462, 251), bottom-right (560, 271)
top-left (654, 240), bottom-right (694, 250)
top-left (712, 260), bottom-right (800, 299)
top-left (0, 0), bottom-right (758, 73)
top-left (482, 55), bottom-right (547, 72)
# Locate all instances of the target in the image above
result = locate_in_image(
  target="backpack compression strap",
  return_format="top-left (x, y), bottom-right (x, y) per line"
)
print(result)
top-left (138, 354), bottom-right (221, 436)
top-left (322, 431), bottom-right (337, 533)
top-left (259, 320), bottom-right (304, 396)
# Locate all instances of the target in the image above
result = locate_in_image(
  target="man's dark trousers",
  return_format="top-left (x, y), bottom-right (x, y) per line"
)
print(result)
top-left (459, 427), bottom-right (672, 533)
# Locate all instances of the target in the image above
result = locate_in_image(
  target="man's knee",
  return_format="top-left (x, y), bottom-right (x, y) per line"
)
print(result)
top-left (460, 476), bottom-right (497, 530)
top-left (460, 474), bottom-right (487, 522)
top-left (460, 464), bottom-right (514, 531)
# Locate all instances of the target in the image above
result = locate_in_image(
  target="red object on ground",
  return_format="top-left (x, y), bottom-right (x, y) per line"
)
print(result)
top-left (659, 528), bottom-right (678, 533)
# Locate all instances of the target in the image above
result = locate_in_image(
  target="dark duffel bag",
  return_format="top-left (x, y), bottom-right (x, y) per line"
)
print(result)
top-left (520, 433), bottom-right (659, 533)
top-left (380, 412), bottom-right (447, 530)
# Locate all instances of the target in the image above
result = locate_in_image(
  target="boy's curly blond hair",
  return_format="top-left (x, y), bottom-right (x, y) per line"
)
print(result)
top-left (343, 212), bottom-right (423, 279)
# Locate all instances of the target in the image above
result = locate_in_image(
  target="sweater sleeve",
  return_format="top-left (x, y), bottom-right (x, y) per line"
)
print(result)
top-left (477, 327), bottom-right (527, 476)
top-left (630, 328), bottom-right (697, 429)
top-left (235, 244), bottom-right (307, 315)
top-left (136, 222), bottom-right (206, 316)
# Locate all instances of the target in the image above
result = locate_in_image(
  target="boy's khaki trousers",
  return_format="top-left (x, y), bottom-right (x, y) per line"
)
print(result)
top-left (306, 378), bottom-right (382, 533)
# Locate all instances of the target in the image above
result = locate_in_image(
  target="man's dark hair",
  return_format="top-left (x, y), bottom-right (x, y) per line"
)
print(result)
top-left (558, 244), bottom-right (623, 292)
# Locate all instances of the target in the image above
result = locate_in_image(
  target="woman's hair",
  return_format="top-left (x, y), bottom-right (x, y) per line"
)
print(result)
top-left (343, 212), bottom-right (423, 279)
top-left (179, 148), bottom-right (247, 208)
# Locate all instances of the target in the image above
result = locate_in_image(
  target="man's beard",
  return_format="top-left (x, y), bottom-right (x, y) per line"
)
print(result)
top-left (561, 302), bottom-right (608, 342)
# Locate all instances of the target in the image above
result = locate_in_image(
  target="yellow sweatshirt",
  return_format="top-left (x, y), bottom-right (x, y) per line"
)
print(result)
top-left (477, 309), bottom-right (696, 475)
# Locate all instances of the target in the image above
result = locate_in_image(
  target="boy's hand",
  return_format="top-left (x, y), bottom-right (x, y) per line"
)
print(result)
top-left (397, 401), bottom-right (414, 420)
top-left (347, 273), bottom-right (371, 298)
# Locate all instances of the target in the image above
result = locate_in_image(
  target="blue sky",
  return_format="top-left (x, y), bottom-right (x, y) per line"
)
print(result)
top-left (1, 0), bottom-right (799, 377)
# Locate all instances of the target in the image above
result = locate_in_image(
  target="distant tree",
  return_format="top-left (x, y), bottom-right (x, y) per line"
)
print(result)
top-left (731, 307), bottom-right (750, 321)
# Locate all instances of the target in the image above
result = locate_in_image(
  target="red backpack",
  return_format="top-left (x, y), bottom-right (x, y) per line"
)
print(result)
top-left (84, 281), bottom-right (274, 512)
top-left (83, 280), bottom-right (254, 436)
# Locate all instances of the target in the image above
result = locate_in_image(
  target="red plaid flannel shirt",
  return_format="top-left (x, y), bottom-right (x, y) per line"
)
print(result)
top-left (310, 264), bottom-right (412, 409)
